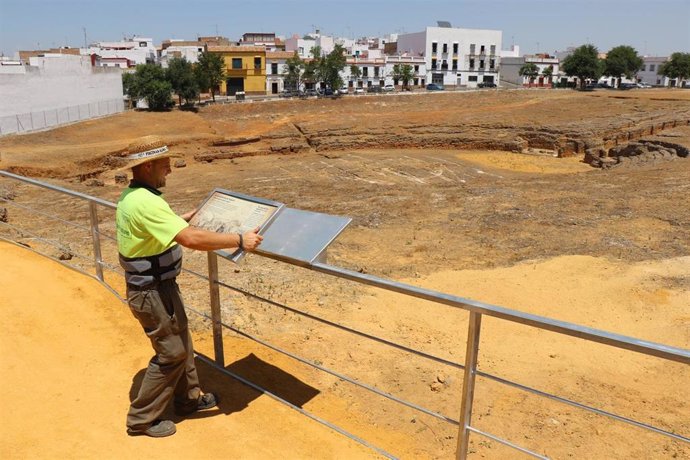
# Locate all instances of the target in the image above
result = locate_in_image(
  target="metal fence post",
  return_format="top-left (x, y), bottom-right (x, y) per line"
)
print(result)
top-left (207, 251), bottom-right (225, 366)
top-left (456, 311), bottom-right (482, 460)
top-left (88, 202), bottom-right (104, 281)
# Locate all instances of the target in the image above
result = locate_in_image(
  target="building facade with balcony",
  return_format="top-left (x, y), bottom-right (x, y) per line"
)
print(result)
top-left (208, 45), bottom-right (267, 95)
top-left (397, 26), bottom-right (502, 88)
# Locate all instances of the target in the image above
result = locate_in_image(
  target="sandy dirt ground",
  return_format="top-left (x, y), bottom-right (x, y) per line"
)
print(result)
top-left (1, 88), bottom-right (689, 459)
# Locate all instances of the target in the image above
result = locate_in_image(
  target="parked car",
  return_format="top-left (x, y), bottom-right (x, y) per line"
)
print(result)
top-left (280, 89), bottom-right (297, 98)
top-left (597, 82), bottom-right (612, 89)
top-left (383, 84), bottom-right (395, 92)
top-left (636, 82), bottom-right (652, 88)
top-left (426, 83), bottom-right (444, 91)
top-left (319, 87), bottom-right (335, 97)
top-left (477, 82), bottom-right (497, 88)
top-left (367, 86), bottom-right (383, 93)
top-left (619, 82), bottom-right (637, 90)
top-left (339, 86), bottom-right (349, 95)
top-left (354, 87), bottom-right (365, 94)
top-left (304, 88), bottom-right (318, 97)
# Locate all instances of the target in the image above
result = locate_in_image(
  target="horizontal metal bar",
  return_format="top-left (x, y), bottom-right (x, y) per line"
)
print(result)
top-left (0, 198), bottom-right (94, 233)
top-left (194, 353), bottom-right (398, 459)
top-left (0, 220), bottom-right (93, 261)
top-left (0, 170), bottom-right (115, 208)
top-left (466, 426), bottom-right (549, 460)
top-left (214, 278), bottom-right (463, 370)
top-left (311, 262), bottom-right (690, 365)
top-left (476, 370), bottom-right (690, 444)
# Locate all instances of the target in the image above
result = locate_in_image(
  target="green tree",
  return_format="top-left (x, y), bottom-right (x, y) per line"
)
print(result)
top-left (302, 46), bottom-right (322, 88)
top-left (319, 44), bottom-right (347, 91)
top-left (349, 64), bottom-right (362, 87)
top-left (603, 45), bottom-right (643, 87)
top-left (542, 65), bottom-right (554, 84)
top-left (166, 57), bottom-right (199, 106)
top-left (659, 52), bottom-right (690, 87)
top-left (122, 63), bottom-right (173, 111)
top-left (391, 64), bottom-right (414, 90)
top-left (562, 44), bottom-right (603, 89)
top-left (519, 62), bottom-right (539, 85)
top-left (195, 51), bottom-right (225, 101)
top-left (283, 51), bottom-right (304, 91)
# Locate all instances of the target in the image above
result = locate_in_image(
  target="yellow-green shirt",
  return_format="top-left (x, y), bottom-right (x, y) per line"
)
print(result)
top-left (116, 183), bottom-right (188, 258)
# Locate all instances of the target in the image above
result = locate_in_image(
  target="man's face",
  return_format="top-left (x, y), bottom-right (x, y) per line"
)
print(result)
top-left (149, 158), bottom-right (171, 188)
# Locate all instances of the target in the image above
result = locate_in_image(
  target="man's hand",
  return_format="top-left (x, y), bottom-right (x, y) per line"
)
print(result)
top-left (241, 227), bottom-right (263, 251)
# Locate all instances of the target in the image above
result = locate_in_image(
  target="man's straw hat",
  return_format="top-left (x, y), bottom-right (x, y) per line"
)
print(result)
top-left (109, 135), bottom-right (178, 170)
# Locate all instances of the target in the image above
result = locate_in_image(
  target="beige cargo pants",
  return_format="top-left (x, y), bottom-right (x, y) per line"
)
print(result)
top-left (125, 279), bottom-right (201, 431)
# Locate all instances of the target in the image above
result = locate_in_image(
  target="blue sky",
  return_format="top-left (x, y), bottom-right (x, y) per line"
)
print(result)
top-left (1, 0), bottom-right (688, 57)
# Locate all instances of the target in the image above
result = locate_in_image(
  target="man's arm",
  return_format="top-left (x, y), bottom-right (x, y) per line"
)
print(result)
top-left (174, 227), bottom-right (263, 251)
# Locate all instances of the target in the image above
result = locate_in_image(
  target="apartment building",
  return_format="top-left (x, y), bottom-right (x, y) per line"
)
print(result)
top-left (208, 46), bottom-right (267, 95)
top-left (397, 25), bottom-right (502, 88)
top-left (637, 56), bottom-right (675, 87)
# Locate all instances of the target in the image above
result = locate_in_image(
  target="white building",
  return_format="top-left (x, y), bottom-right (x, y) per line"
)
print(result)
top-left (500, 54), bottom-right (559, 87)
top-left (86, 36), bottom-right (156, 67)
top-left (265, 51), bottom-right (295, 94)
top-left (397, 25), bottom-right (502, 88)
top-left (159, 40), bottom-right (204, 67)
top-left (285, 31), bottom-right (335, 58)
top-left (637, 56), bottom-right (680, 87)
top-left (0, 54), bottom-right (124, 135)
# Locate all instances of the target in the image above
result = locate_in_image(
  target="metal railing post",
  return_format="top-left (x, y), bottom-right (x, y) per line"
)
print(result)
top-left (207, 251), bottom-right (225, 366)
top-left (88, 202), bottom-right (104, 281)
top-left (456, 311), bottom-right (482, 460)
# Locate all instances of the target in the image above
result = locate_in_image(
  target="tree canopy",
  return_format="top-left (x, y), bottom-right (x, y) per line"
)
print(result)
top-left (391, 64), bottom-right (414, 90)
top-left (195, 52), bottom-right (225, 101)
top-left (166, 57), bottom-right (199, 106)
top-left (519, 62), bottom-right (539, 82)
top-left (562, 44), bottom-right (603, 89)
top-left (283, 52), bottom-right (304, 91)
top-left (659, 52), bottom-right (690, 84)
top-left (123, 63), bottom-right (173, 110)
top-left (319, 44), bottom-right (347, 90)
top-left (603, 45), bottom-right (643, 79)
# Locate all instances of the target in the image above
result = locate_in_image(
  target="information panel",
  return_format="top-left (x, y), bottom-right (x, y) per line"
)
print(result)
top-left (189, 188), bottom-right (284, 262)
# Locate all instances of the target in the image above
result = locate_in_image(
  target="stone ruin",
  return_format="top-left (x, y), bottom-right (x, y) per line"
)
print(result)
top-left (584, 140), bottom-right (689, 169)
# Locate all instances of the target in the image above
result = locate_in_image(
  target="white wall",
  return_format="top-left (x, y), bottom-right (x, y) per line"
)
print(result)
top-left (0, 55), bottom-right (124, 135)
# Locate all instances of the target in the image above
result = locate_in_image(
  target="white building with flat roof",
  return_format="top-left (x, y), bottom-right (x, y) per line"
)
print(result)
top-left (637, 56), bottom-right (680, 87)
top-left (86, 36), bottom-right (156, 67)
top-left (397, 25), bottom-right (502, 88)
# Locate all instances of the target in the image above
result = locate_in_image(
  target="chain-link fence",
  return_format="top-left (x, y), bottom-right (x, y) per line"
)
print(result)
top-left (0, 98), bottom-right (125, 136)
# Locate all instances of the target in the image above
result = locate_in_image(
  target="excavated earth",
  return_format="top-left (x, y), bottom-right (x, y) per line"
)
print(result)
top-left (1, 88), bottom-right (689, 459)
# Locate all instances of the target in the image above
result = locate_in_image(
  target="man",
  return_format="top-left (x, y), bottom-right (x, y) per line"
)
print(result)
top-left (114, 136), bottom-right (262, 437)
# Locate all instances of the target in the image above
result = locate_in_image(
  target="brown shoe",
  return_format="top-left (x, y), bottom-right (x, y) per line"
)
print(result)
top-left (127, 420), bottom-right (176, 437)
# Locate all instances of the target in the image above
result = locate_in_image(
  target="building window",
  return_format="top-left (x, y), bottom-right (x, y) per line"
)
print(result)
top-left (139, 41), bottom-right (147, 47)
top-left (490, 59), bottom-right (495, 69)
top-left (271, 62), bottom-right (278, 74)
top-left (431, 58), bottom-right (437, 70)
top-left (650, 64), bottom-right (655, 71)
top-left (443, 43), bottom-right (448, 53)
top-left (374, 66), bottom-right (379, 77)
top-left (469, 75), bottom-right (478, 82)
top-left (362, 67), bottom-right (368, 77)
top-left (254, 57), bottom-right (261, 69)
top-left (432, 42), bottom-right (438, 53)
top-left (480, 60), bottom-right (485, 69)
top-left (470, 44), bottom-right (476, 54)
top-left (469, 58), bottom-right (475, 69)
top-left (414, 65), bottom-right (419, 72)
top-left (232, 58), bottom-right (242, 69)
top-left (452, 60), bottom-right (458, 70)
top-left (480, 45), bottom-right (485, 54)
top-left (453, 43), bottom-right (458, 54)
top-left (490, 45), bottom-right (496, 55)
top-left (441, 60), bottom-right (448, 70)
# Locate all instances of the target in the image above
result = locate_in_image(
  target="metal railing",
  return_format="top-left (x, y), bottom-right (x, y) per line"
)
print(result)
top-left (1, 169), bottom-right (688, 459)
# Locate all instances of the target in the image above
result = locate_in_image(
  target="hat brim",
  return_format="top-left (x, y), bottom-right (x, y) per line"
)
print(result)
top-left (109, 148), bottom-right (181, 172)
